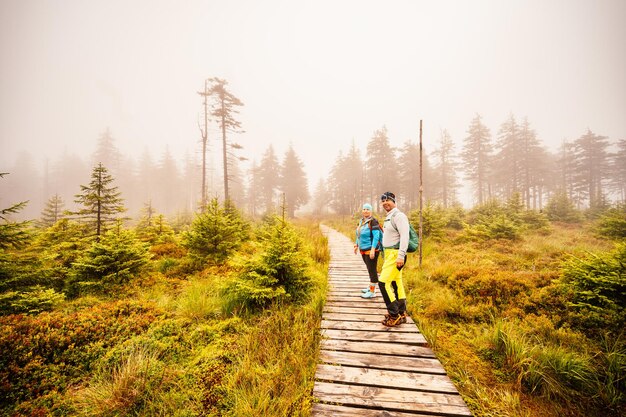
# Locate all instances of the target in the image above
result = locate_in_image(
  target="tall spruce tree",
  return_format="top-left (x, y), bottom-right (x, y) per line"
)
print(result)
top-left (73, 163), bottom-right (126, 238)
top-left (246, 160), bottom-right (264, 217)
top-left (227, 151), bottom-right (247, 209)
top-left (365, 127), bottom-right (397, 209)
top-left (155, 147), bottom-right (180, 215)
top-left (279, 145), bottom-right (309, 218)
top-left (573, 129), bottom-right (611, 209)
top-left (92, 128), bottom-right (122, 174)
top-left (462, 114), bottom-right (493, 205)
top-left (207, 77), bottom-right (244, 204)
top-left (610, 139), bottom-right (626, 203)
top-left (40, 194), bottom-right (65, 228)
top-left (312, 178), bottom-right (331, 215)
top-left (258, 145), bottom-right (281, 214)
top-left (51, 151), bottom-right (89, 212)
top-left (517, 118), bottom-right (550, 209)
top-left (556, 141), bottom-right (579, 205)
top-left (328, 144), bottom-right (363, 215)
top-left (431, 129), bottom-right (459, 208)
top-left (397, 140), bottom-right (421, 211)
top-left (493, 114), bottom-right (522, 200)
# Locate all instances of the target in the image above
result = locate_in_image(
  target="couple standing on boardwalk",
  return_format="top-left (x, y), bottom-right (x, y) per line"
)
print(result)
top-left (353, 191), bottom-right (409, 328)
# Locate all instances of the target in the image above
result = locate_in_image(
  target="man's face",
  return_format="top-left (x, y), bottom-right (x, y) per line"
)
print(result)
top-left (381, 197), bottom-right (395, 212)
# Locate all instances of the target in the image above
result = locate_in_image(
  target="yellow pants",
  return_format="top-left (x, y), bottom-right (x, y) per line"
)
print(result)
top-left (378, 249), bottom-right (407, 315)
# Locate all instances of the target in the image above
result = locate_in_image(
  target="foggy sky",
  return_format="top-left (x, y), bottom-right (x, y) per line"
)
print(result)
top-left (1, 0), bottom-right (625, 198)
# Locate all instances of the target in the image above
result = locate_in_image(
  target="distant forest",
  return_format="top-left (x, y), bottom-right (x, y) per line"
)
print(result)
top-left (1, 114), bottom-right (625, 222)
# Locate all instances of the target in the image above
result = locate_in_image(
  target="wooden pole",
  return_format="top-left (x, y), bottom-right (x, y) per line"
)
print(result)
top-left (197, 79), bottom-right (209, 211)
top-left (419, 119), bottom-right (423, 268)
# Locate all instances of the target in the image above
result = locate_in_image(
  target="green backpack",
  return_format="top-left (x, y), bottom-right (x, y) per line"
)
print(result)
top-left (390, 212), bottom-right (419, 253)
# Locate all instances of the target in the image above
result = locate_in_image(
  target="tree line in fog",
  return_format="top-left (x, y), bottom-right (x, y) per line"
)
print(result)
top-left (315, 115), bottom-right (625, 215)
top-left (1, 114), bottom-right (625, 222)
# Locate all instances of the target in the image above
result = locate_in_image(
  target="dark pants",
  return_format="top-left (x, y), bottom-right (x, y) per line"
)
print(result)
top-left (361, 251), bottom-right (379, 283)
top-left (378, 281), bottom-right (407, 316)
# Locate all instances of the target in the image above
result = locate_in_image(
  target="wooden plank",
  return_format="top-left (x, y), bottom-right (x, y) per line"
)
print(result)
top-left (319, 350), bottom-right (446, 374)
top-left (311, 403), bottom-right (435, 417)
top-left (327, 295), bottom-right (389, 303)
top-left (327, 291), bottom-right (379, 297)
top-left (313, 381), bottom-right (472, 416)
top-left (316, 364), bottom-right (459, 393)
top-left (326, 297), bottom-right (389, 306)
top-left (328, 281), bottom-right (370, 285)
top-left (325, 301), bottom-right (388, 311)
top-left (321, 320), bottom-right (420, 333)
top-left (324, 306), bottom-right (390, 315)
top-left (323, 312), bottom-right (415, 324)
top-left (321, 339), bottom-right (436, 358)
top-left (321, 329), bottom-right (428, 346)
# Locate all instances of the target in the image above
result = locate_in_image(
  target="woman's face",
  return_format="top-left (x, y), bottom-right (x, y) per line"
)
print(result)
top-left (362, 208), bottom-right (371, 217)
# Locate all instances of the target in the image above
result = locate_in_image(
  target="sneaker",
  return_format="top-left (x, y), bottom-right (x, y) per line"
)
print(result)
top-left (361, 288), bottom-right (370, 293)
top-left (382, 314), bottom-right (403, 327)
top-left (361, 291), bottom-right (376, 299)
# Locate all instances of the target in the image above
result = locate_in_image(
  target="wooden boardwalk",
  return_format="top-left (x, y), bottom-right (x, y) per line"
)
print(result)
top-left (312, 225), bottom-right (471, 416)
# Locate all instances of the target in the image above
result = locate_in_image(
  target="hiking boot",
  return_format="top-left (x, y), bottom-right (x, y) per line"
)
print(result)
top-left (384, 312), bottom-right (408, 323)
top-left (382, 314), bottom-right (403, 327)
top-left (361, 291), bottom-right (376, 299)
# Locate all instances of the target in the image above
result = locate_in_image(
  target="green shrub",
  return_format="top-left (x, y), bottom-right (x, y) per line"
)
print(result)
top-left (182, 198), bottom-right (249, 266)
top-left (463, 213), bottom-right (522, 241)
top-left (66, 228), bottom-right (151, 297)
top-left (35, 219), bottom-right (91, 292)
top-left (0, 285), bottom-right (65, 315)
top-left (413, 202), bottom-right (447, 239)
top-left (596, 204), bottom-right (626, 239)
top-left (519, 209), bottom-right (551, 232)
top-left (545, 191), bottom-right (583, 223)
top-left (223, 218), bottom-right (313, 313)
top-left (560, 242), bottom-right (626, 335)
top-left (445, 203), bottom-right (466, 230)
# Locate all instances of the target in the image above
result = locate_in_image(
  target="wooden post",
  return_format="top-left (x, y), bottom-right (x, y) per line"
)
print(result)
top-left (419, 119), bottom-right (423, 268)
top-left (197, 79), bottom-right (209, 211)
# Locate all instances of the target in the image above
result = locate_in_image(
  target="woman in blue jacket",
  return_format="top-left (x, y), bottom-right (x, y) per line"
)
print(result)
top-left (353, 203), bottom-right (382, 298)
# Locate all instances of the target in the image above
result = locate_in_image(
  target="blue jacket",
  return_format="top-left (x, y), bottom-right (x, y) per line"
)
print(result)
top-left (355, 217), bottom-right (382, 252)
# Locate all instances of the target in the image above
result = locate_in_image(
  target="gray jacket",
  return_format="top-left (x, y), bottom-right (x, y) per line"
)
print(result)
top-left (382, 207), bottom-right (410, 260)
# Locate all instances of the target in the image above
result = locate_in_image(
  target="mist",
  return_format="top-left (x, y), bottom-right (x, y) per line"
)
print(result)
top-left (1, 0), bottom-right (625, 220)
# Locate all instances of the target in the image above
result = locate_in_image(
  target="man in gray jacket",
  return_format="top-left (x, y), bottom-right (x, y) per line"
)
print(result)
top-left (379, 191), bottom-right (409, 327)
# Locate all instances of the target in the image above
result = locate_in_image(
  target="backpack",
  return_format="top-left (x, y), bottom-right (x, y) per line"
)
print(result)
top-left (390, 212), bottom-right (419, 253)
top-left (368, 218), bottom-right (383, 251)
